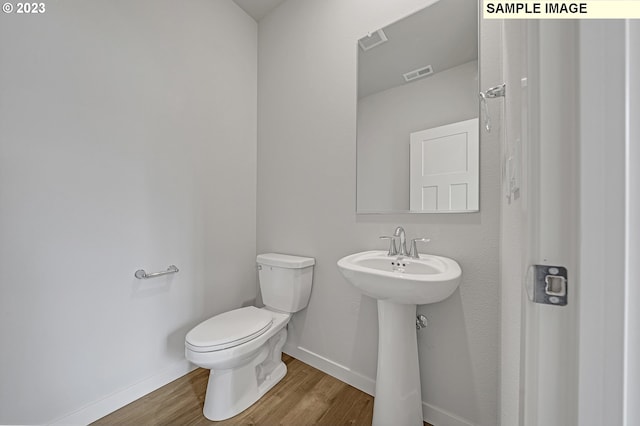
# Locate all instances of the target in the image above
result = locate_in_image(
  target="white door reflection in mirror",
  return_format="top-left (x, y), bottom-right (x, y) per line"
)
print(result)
top-left (355, 0), bottom-right (479, 214)
top-left (409, 118), bottom-right (479, 212)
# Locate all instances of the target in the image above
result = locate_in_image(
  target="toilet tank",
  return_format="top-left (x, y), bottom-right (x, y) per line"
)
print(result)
top-left (257, 253), bottom-right (315, 313)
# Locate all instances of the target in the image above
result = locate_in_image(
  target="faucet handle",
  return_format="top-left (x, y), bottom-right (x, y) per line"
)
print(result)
top-left (379, 236), bottom-right (398, 256)
top-left (409, 238), bottom-right (431, 259)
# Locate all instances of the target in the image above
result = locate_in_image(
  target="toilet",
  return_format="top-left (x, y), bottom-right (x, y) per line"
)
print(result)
top-left (185, 253), bottom-right (315, 421)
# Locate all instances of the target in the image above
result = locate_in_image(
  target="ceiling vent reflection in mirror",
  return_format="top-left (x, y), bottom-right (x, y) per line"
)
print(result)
top-left (358, 29), bottom-right (388, 51)
top-left (403, 65), bottom-right (434, 82)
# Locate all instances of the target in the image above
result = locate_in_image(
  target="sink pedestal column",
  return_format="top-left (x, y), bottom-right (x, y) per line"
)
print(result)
top-left (373, 300), bottom-right (423, 426)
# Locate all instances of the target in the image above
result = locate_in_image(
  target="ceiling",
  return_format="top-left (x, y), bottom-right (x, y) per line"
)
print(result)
top-left (358, 0), bottom-right (478, 99)
top-left (231, 0), bottom-right (477, 99)
top-left (232, 0), bottom-right (286, 21)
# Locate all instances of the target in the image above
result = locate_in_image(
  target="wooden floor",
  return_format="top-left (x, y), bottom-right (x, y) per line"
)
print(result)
top-left (94, 355), bottom-right (432, 425)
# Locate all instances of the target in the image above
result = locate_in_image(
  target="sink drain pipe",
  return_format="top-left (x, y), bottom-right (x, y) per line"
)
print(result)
top-left (416, 315), bottom-right (428, 330)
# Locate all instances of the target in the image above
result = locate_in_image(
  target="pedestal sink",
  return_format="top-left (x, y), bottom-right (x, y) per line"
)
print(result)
top-left (337, 250), bottom-right (462, 426)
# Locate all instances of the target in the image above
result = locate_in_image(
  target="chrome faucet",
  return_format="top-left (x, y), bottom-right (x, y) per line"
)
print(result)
top-left (393, 226), bottom-right (409, 257)
top-left (380, 226), bottom-right (430, 259)
top-left (409, 238), bottom-right (430, 259)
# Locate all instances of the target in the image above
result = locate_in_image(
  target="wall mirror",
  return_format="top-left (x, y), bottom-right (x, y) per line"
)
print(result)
top-left (356, 0), bottom-right (479, 213)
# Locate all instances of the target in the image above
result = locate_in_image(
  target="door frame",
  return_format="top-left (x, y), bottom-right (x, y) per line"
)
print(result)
top-left (509, 19), bottom-right (637, 426)
top-left (577, 19), bottom-right (629, 426)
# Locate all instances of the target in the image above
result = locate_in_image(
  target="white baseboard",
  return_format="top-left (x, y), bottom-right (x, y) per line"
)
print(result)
top-left (283, 343), bottom-right (376, 396)
top-left (422, 401), bottom-right (476, 426)
top-left (284, 343), bottom-right (476, 426)
top-left (50, 360), bottom-right (196, 426)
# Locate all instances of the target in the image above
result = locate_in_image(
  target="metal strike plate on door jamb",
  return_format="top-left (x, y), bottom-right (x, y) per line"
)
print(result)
top-left (525, 265), bottom-right (568, 306)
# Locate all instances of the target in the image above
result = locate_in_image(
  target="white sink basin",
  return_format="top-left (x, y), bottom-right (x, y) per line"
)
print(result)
top-left (337, 249), bottom-right (462, 425)
top-left (337, 250), bottom-right (462, 305)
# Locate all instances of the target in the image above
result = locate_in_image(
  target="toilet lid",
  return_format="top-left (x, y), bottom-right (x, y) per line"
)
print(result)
top-left (185, 306), bottom-right (273, 352)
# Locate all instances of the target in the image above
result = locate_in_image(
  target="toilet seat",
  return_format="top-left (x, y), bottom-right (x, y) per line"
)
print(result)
top-left (185, 306), bottom-right (273, 353)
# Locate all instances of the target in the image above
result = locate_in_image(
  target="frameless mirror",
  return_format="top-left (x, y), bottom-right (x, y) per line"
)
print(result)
top-left (356, 0), bottom-right (479, 213)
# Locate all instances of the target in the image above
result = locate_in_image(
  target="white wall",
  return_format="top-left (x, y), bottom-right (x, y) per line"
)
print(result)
top-left (357, 60), bottom-right (478, 211)
top-left (0, 1), bottom-right (257, 423)
top-left (499, 18), bottom-right (522, 426)
top-left (257, 1), bottom-right (500, 424)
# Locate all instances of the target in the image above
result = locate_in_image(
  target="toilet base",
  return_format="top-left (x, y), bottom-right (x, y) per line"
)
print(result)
top-left (202, 328), bottom-right (288, 421)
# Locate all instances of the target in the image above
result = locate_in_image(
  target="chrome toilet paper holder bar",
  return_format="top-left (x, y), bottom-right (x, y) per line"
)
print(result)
top-left (134, 265), bottom-right (179, 279)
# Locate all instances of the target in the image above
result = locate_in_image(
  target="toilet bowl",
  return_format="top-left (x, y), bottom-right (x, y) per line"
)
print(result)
top-left (185, 253), bottom-right (315, 421)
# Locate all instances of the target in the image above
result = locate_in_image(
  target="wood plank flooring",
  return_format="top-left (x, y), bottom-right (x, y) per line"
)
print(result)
top-left (94, 354), bottom-right (432, 425)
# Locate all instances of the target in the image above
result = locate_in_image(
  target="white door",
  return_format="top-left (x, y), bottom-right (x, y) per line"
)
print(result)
top-left (409, 118), bottom-right (479, 212)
